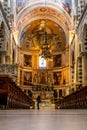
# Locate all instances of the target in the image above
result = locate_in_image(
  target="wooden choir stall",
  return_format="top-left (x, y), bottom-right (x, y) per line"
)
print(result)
top-left (0, 74), bottom-right (35, 109)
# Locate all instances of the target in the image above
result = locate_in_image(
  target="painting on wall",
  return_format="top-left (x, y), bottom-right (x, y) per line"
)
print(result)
top-left (53, 72), bottom-right (62, 85)
top-left (24, 54), bottom-right (32, 67)
top-left (53, 54), bottom-right (62, 67)
top-left (24, 71), bottom-right (32, 85)
top-left (38, 70), bottom-right (47, 84)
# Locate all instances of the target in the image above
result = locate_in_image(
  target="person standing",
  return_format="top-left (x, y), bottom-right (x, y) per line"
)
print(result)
top-left (36, 95), bottom-right (41, 109)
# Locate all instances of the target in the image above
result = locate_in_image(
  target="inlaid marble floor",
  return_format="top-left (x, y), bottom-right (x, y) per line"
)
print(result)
top-left (0, 109), bottom-right (87, 130)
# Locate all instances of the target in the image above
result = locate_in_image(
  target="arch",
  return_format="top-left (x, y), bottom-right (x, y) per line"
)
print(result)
top-left (14, 1), bottom-right (73, 46)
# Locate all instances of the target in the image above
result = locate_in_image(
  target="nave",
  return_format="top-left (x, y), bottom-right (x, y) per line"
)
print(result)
top-left (0, 109), bottom-right (87, 130)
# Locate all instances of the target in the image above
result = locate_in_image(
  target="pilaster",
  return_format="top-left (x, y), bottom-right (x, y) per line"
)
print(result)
top-left (82, 52), bottom-right (87, 86)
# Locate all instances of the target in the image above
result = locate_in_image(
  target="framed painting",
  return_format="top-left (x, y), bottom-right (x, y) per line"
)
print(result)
top-left (24, 71), bottom-right (32, 85)
top-left (53, 54), bottom-right (62, 67)
top-left (24, 54), bottom-right (32, 67)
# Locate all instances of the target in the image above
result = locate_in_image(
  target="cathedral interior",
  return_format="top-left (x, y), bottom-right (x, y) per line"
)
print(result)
top-left (0, 0), bottom-right (87, 109)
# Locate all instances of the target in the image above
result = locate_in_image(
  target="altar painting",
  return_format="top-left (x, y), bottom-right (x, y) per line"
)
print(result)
top-left (24, 54), bottom-right (32, 67)
top-left (53, 54), bottom-right (62, 67)
top-left (53, 72), bottom-right (62, 85)
top-left (24, 71), bottom-right (32, 85)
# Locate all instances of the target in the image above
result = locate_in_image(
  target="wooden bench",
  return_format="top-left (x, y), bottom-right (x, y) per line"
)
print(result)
top-left (0, 74), bottom-right (35, 109)
top-left (55, 86), bottom-right (87, 109)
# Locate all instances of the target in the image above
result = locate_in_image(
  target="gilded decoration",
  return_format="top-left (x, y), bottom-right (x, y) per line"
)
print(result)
top-left (53, 72), bottom-right (62, 85)
top-left (38, 70), bottom-right (48, 84)
top-left (21, 19), bottom-right (66, 57)
top-left (24, 54), bottom-right (32, 67)
top-left (24, 71), bottom-right (32, 85)
top-left (33, 70), bottom-right (52, 85)
top-left (53, 54), bottom-right (62, 67)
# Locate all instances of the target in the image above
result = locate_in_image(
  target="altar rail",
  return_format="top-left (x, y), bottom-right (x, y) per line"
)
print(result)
top-left (0, 74), bottom-right (35, 109)
top-left (55, 87), bottom-right (87, 109)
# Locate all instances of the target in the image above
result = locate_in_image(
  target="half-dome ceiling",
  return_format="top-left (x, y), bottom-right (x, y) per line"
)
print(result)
top-left (15, 2), bottom-right (72, 35)
top-left (14, 1), bottom-right (73, 46)
top-left (21, 19), bottom-right (66, 52)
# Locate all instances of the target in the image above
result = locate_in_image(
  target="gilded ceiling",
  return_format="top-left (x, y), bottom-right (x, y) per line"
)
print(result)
top-left (21, 19), bottom-right (66, 52)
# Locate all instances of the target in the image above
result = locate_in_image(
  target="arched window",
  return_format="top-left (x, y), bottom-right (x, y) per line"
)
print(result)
top-left (39, 56), bottom-right (46, 68)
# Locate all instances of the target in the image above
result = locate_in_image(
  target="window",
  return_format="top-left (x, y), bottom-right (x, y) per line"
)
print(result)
top-left (39, 56), bottom-right (46, 68)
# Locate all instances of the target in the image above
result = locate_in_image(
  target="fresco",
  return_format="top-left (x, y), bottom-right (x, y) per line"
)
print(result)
top-left (61, 0), bottom-right (72, 15)
top-left (16, 0), bottom-right (72, 15)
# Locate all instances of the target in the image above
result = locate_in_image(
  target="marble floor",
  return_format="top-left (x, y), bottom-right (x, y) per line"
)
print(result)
top-left (0, 109), bottom-right (87, 130)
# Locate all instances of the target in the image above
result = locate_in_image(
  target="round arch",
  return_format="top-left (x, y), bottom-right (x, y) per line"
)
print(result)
top-left (14, 1), bottom-right (73, 46)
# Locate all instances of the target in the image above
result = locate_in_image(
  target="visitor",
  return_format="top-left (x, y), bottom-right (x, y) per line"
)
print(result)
top-left (36, 95), bottom-right (41, 109)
